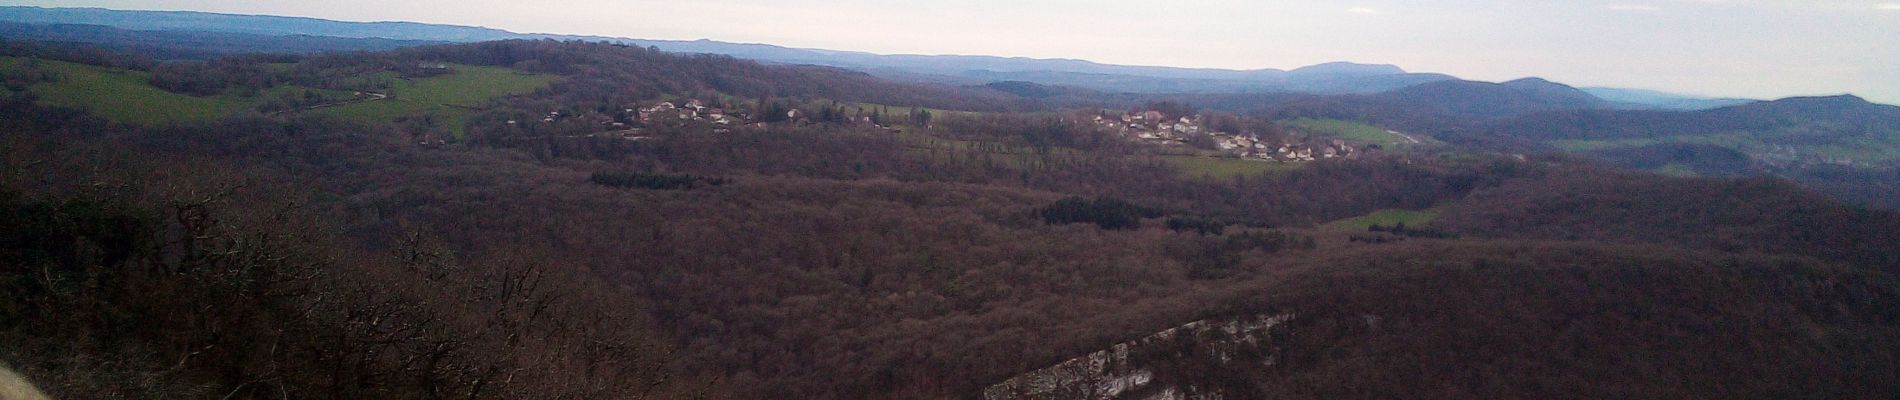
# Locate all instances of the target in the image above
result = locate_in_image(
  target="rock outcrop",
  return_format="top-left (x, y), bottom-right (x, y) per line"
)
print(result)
top-left (982, 314), bottom-right (1294, 400)
top-left (1, 364), bottom-right (52, 400)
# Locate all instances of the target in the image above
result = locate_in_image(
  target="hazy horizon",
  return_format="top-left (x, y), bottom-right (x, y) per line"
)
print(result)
top-left (4, 0), bottom-right (1897, 103)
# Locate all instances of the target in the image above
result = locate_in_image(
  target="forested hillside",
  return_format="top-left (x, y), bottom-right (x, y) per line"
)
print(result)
top-left (3, 39), bottom-right (1899, 399)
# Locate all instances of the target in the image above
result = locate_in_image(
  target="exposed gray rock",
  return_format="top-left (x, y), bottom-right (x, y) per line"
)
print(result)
top-left (983, 314), bottom-right (1293, 400)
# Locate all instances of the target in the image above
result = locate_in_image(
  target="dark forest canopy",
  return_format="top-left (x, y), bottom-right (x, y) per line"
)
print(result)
top-left (4, 38), bottom-right (1900, 399)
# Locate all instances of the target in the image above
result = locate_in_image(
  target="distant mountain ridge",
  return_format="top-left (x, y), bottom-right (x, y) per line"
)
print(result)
top-left (0, 5), bottom-right (1771, 107)
top-left (1502, 78), bottom-right (1611, 108)
top-left (1374, 77), bottom-right (1614, 118)
top-left (0, 21), bottom-right (446, 57)
top-left (1481, 94), bottom-right (1900, 182)
top-left (0, 6), bottom-right (1463, 96)
top-left (0, 6), bottom-right (516, 41)
top-left (1493, 94), bottom-right (1899, 141)
top-left (1582, 87), bottom-right (1756, 111)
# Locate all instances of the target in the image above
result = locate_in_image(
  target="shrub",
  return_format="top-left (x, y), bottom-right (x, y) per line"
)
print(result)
top-left (1166, 217), bottom-right (1227, 236)
top-left (1039, 197), bottom-right (1160, 230)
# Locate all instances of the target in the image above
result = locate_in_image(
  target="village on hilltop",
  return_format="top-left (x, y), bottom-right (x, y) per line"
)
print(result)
top-left (498, 97), bottom-right (1374, 166)
top-left (1089, 110), bottom-right (1362, 163)
top-left (504, 97), bottom-right (913, 141)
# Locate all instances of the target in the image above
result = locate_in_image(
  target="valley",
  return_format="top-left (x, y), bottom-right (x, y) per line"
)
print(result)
top-left (1, 6), bottom-right (1898, 400)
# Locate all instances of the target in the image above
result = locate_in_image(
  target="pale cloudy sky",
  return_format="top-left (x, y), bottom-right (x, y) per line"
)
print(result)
top-left (8, 0), bottom-right (1899, 103)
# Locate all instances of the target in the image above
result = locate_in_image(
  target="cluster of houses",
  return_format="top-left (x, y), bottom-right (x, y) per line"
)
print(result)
top-left (1101, 111), bottom-right (1204, 142)
top-left (511, 98), bottom-right (896, 141)
top-left (634, 99), bottom-right (741, 126)
top-left (497, 101), bottom-right (1362, 163)
top-left (1091, 111), bottom-right (1360, 162)
top-left (506, 99), bottom-right (759, 139)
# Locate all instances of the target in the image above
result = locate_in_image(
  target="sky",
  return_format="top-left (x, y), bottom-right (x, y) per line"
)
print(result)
top-left (7, 0), bottom-right (1900, 103)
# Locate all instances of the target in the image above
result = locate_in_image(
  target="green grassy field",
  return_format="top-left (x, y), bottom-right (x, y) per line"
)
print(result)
top-left (847, 102), bottom-right (979, 125)
top-left (319, 65), bottom-right (556, 136)
top-left (1548, 137), bottom-right (1666, 152)
top-left (1320, 208), bottom-right (1440, 231)
top-left (2, 57), bottom-right (253, 124)
top-left (1283, 118), bottom-right (1408, 144)
top-left (1, 58), bottom-right (548, 132)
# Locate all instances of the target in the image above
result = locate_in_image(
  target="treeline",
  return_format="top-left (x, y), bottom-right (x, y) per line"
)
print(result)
top-left (0, 58), bottom-right (60, 92)
top-left (1166, 216), bottom-right (1230, 235)
top-left (0, 38), bottom-right (156, 70)
top-left (147, 54), bottom-right (303, 96)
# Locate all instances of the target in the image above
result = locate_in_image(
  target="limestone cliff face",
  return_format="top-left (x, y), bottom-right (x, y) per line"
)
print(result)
top-left (1, 364), bottom-right (53, 400)
top-left (982, 314), bottom-right (1294, 400)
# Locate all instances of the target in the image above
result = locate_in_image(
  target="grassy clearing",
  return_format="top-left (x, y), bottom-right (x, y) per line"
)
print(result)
top-left (0, 57), bottom-right (516, 128)
top-left (1320, 208), bottom-right (1440, 231)
top-left (1548, 137), bottom-right (1667, 152)
top-left (1283, 118), bottom-right (1407, 144)
top-left (2, 56), bottom-right (253, 124)
top-left (847, 102), bottom-right (979, 124)
top-left (1652, 164), bottom-right (1701, 178)
top-left (319, 65), bottom-right (556, 136)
